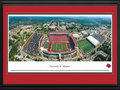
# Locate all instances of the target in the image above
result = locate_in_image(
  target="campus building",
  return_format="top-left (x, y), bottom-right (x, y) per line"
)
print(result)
top-left (86, 36), bottom-right (100, 47)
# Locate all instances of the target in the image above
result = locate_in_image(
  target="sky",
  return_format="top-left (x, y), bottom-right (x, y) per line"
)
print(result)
top-left (8, 14), bottom-right (112, 19)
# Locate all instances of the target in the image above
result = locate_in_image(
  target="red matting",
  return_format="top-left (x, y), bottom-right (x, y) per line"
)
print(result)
top-left (3, 6), bottom-right (117, 84)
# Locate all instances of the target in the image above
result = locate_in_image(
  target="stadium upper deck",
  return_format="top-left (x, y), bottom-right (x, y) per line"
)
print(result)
top-left (48, 31), bottom-right (77, 52)
top-left (49, 35), bottom-right (69, 43)
top-left (49, 31), bottom-right (69, 35)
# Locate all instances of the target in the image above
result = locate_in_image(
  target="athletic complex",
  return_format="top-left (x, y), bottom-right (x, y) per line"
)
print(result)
top-left (42, 31), bottom-right (78, 60)
top-left (22, 31), bottom-right (105, 61)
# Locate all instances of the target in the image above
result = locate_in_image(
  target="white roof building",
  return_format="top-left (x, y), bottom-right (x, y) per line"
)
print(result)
top-left (49, 26), bottom-right (56, 29)
top-left (58, 26), bottom-right (66, 31)
top-left (14, 55), bottom-right (23, 59)
top-left (101, 27), bottom-right (106, 30)
top-left (22, 25), bottom-right (33, 29)
top-left (81, 31), bottom-right (88, 35)
top-left (87, 36), bottom-right (100, 47)
top-left (37, 28), bottom-right (42, 30)
top-left (73, 34), bottom-right (80, 38)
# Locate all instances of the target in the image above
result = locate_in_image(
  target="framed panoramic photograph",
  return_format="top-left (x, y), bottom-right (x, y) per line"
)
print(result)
top-left (7, 14), bottom-right (113, 73)
top-left (1, 0), bottom-right (120, 90)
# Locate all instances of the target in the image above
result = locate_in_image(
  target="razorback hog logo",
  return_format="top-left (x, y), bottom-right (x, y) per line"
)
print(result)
top-left (106, 64), bottom-right (111, 68)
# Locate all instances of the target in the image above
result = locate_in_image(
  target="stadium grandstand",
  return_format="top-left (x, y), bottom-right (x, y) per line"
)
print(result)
top-left (43, 40), bottom-right (49, 49)
top-left (49, 35), bottom-right (69, 44)
top-left (48, 31), bottom-right (77, 51)
top-left (49, 31), bottom-right (69, 35)
top-left (93, 34), bottom-right (104, 43)
top-left (23, 33), bottom-right (43, 56)
top-left (42, 49), bottom-right (77, 60)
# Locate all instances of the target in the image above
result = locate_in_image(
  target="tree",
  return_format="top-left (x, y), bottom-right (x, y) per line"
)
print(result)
top-left (15, 58), bottom-right (21, 61)
top-left (9, 43), bottom-right (18, 61)
top-left (94, 55), bottom-right (106, 61)
top-left (107, 56), bottom-right (111, 61)
top-left (77, 58), bottom-right (82, 61)
top-left (91, 51), bottom-right (95, 55)
top-left (12, 35), bottom-right (18, 39)
top-left (26, 55), bottom-right (30, 58)
top-left (9, 39), bottom-right (14, 46)
top-left (38, 58), bottom-right (43, 61)
top-left (35, 59), bottom-right (38, 61)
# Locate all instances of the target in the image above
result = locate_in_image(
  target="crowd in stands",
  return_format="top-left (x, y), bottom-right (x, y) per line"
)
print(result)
top-left (24, 33), bottom-right (43, 56)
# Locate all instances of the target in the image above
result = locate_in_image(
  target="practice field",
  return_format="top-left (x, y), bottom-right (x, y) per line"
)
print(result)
top-left (77, 40), bottom-right (94, 53)
top-left (50, 44), bottom-right (68, 51)
top-left (103, 32), bottom-right (108, 35)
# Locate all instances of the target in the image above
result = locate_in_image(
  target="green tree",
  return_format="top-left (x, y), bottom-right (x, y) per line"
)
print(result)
top-left (12, 35), bottom-right (18, 39)
top-left (77, 58), bottom-right (82, 61)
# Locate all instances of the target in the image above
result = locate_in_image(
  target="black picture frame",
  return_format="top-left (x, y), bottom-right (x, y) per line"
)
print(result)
top-left (0, 0), bottom-right (120, 90)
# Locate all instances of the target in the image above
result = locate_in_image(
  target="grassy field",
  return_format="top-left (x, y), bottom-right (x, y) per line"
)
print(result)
top-left (103, 32), bottom-right (108, 35)
top-left (77, 40), bottom-right (94, 53)
top-left (50, 44), bottom-right (68, 51)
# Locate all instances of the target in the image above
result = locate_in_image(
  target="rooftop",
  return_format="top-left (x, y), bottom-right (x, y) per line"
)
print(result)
top-left (73, 34), bottom-right (80, 38)
top-left (87, 36), bottom-right (100, 46)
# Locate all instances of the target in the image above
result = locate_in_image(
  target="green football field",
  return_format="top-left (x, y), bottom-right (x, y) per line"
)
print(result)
top-left (77, 40), bottom-right (94, 53)
top-left (50, 44), bottom-right (68, 51)
top-left (103, 32), bottom-right (108, 35)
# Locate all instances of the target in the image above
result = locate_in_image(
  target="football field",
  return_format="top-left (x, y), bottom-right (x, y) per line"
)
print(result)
top-left (77, 40), bottom-right (94, 53)
top-left (50, 44), bottom-right (68, 51)
top-left (103, 32), bottom-right (108, 35)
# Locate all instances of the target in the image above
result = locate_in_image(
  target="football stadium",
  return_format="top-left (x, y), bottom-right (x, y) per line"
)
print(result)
top-left (42, 31), bottom-right (78, 60)
top-left (22, 31), bottom-right (104, 60)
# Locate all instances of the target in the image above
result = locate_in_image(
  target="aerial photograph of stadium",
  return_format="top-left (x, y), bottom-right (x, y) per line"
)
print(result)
top-left (8, 14), bottom-right (112, 61)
